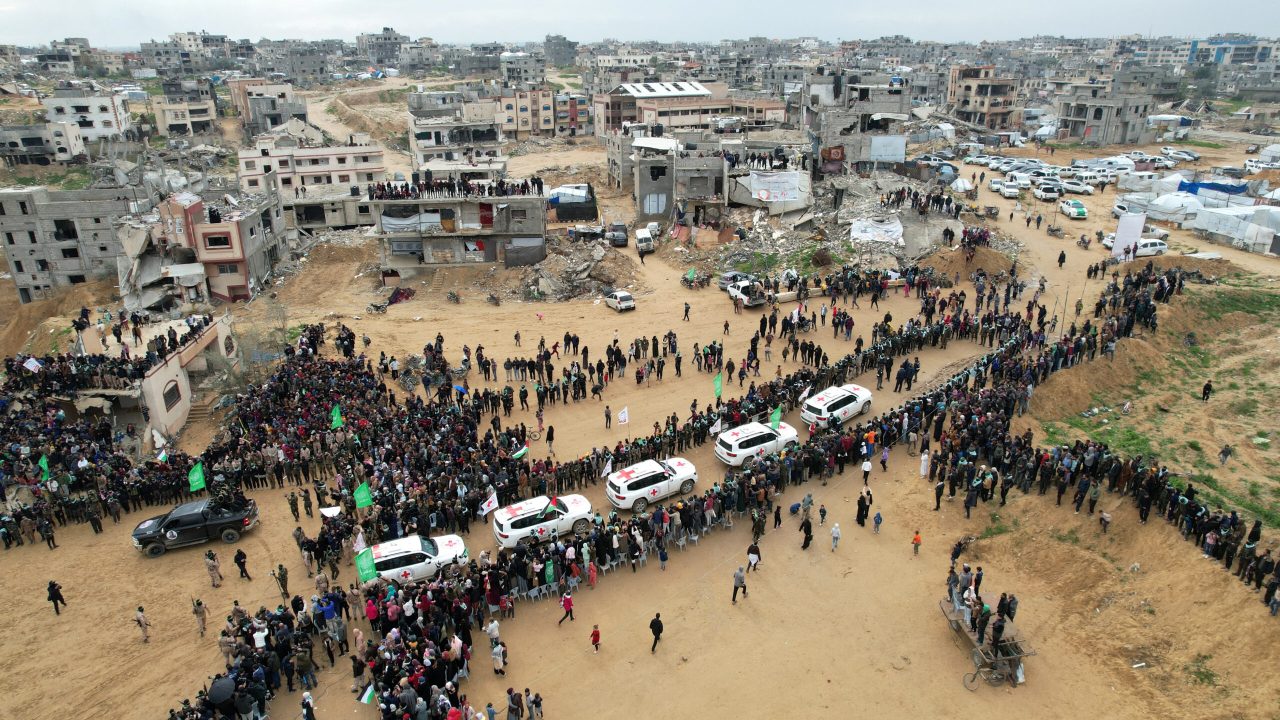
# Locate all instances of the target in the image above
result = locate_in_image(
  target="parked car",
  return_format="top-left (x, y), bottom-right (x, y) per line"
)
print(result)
top-left (1133, 239), bottom-right (1168, 257)
top-left (1168, 150), bottom-right (1197, 162)
top-left (717, 271), bottom-right (755, 290)
top-left (1032, 184), bottom-right (1061, 201)
top-left (1074, 171), bottom-right (1102, 186)
top-left (799, 384), bottom-right (874, 428)
top-left (988, 178), bottom-right (1005, 192)
top-left (727, 279), bottom-right (768, 308)
top-left (1058, 199), bottom-right (1088, 218)
top-left (605, 221), bottom-right (628, 247)
top-left (1150, 156), bottom-right (1177, 169)
top-left (492, 495), bottom-right (593, 548)
top-left (1103, 232), bottom-right (1169, 249)
top-left (1005, 172), bottom-right (1033, 189)
top-left (1159, 146), bottom-right (1178, 156)
top-left (1128, 151), bottom-right (1154, 161)
top-left (371, 534), bottom-right (469, 584)
top-left (132, 499), bottom-right (260, 558)
top-left (606, 458), bottom-right (698, 512)
top-left (1111, 202), bottom-right (1140, 218)
top-left (999, 183), bottom-right (1022, 198)
top-left (604, 290), bottom-right (636, 311)
top-left (1058, 179), bottom-right (1094, 195)
top-left (1142, 224), bottom-right (1170, 240)
top-left (1246, 144), bottom-right (1261, 154)
top-left (714, 421), bottom-right (800, 467)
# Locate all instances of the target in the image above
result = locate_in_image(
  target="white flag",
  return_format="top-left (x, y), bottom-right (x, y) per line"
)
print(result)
top-left (799, 385), bottom-right (813, 402)
top-left (600, 457), bottom-right (613, 478)
top-left (709, 417), bottom-right (722, 435)
top-left (479, 492), bottom-right (500, 517)
top-left (618, 406), bottom-right (630, 425)
top-left (23, 357), bottom-right (42, 373)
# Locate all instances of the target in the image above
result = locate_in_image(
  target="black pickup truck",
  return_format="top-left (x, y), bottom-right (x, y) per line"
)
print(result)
top-left (131, 498), bottom-right (260, 557)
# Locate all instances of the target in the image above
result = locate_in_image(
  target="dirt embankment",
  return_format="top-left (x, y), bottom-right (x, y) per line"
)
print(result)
top-left (0, 277), bottom-right (118, 357)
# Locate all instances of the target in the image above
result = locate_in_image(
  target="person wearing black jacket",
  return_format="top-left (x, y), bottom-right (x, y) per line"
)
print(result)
top-left (649, 613), bottom-right (663, 653)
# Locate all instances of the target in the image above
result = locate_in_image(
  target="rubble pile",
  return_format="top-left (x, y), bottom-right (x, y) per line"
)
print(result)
top-left (518, 236), bottom-right (647, 301)
top-left (508, 136), bottom-right (580, 157)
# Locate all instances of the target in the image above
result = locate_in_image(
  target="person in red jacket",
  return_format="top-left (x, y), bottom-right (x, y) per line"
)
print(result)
top-left (558, 592), bottom-right (574, 625)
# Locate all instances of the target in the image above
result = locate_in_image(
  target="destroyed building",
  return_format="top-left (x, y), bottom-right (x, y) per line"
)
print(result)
top-left (373, 193), bottom-right (547, 277)
top-left (0, 121), bottom-right (86, 166)
top-left (237, 120), bottom-right (387, 195)
top-left (41, 84), bottom-right (135, 141)
top-left (240, 84), bottom-right (309, 138)
top-left (797, 70), bottom-right (911, 176)
top-left (409, 102), bottom-right (507, 182)
top-left (154, 79), bottom-right (219, 137)
top-left (946, 65), bottom-right (1018, 130)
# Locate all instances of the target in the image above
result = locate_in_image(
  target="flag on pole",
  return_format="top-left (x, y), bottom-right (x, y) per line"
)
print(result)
top-left (618, 406), bottom-right (630, 425)
top-left (713, 373), bottom-right (723, 399)
top-left (188, 461), bottom-right (206, 492)
top-left (539, 496), bottom-right (560, 518)
top-left (38, 455), bottom-right (50, 481)
top-left (23, 357), bottom-right (42, 373)
top-left (330, 404), bottom-right (345, 430)
top-left (709, 417), bottom-right (722, 435)
top-left (480, 492), bottom-right (499, 516)
top-left (769, 405), bottom-right (783, 430)
top-left (512, 443), bottom-right (529, 460)
top-left (355, 548), bottom-right (377, 583)
top-left (799, 385), bottom-right (813, 402)
top-left (600, 457), bottom-right (613, 478)
top-left (157, 450), bottom-right (168, 463)
top-left (353, 481), bottom-right (373, 508)
top-left (359, 684), bottom-right (377, 705)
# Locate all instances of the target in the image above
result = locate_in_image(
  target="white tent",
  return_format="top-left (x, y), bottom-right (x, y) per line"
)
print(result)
top-left (1261, 144), bottom-right (1280, 163)
top-left (1146, 192), bottom-right (1203, 222)
top-left (949, 178), bottom-right (974, 192)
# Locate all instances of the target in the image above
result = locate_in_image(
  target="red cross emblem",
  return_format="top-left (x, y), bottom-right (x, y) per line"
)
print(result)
top-left (441, 539), bottom-right (458, 548)
top-left (537, 527), bottom-right (547, 535)
top-left (399, 570), bottom-right (412, 579)
top-left (729, 430), bottom-right (743, 438)
top-left (649, 488), bottom-right (659, 497)
top-left (617, 468), bottom-right (638, 481)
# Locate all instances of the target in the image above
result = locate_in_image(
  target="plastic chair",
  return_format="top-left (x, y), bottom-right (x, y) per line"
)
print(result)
top-left (689, 533), bottom-right (700, 546)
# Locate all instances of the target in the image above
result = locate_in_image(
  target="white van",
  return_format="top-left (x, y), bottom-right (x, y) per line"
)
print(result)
top-left (634, 228), bottom-right (654, 253)
top-left (371, 534), bottom-right (469, 584)
top-left (799, 384), bottom-right (874, 427)
top-left (1074, 170), bottom-right (1102, 186)
top-left (1005, 172), bottom-right (1033, 189)
top-left (1133, 239), bottom-right (1168, 257)
top-left (714, 421), bottom-right (799, 466)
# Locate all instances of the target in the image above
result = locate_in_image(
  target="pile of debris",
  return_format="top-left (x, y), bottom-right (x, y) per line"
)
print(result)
top-left (520, 236), bottom-right (646, 300)
top-left (508, 136), bottom-right (579, 157)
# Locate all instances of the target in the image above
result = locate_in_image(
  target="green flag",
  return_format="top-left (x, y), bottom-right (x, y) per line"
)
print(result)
top-left (353, 481), bottom-right (373, 508)
top-left (188, 461), bottom-right (206, 492)
top-left (769, 405), bottom-right (783, 430)
top-left (355, 548), bottom-right (377, 583)
top-left (685, 268), bottom-right (696, 281)
top-left (38, 455), bottom-right (49, 481)
top-left (713, 372), bottom-right (723, 399)
top-left (330, 404), bottom-right (345, 430)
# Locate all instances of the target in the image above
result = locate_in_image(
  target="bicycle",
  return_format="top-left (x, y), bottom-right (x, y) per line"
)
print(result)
top-left (527, 430), bottom-right (541, 441)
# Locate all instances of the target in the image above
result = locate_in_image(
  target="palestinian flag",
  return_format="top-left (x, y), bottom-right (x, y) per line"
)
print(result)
top-left (769, 405), bottom-right (783, 430)
top-left (157, 449), bottom-right (168, 463)
top-left (359, 684), bottom-right (376, 704)
top-left (540, 496), bottom-right (559, 518)
top-left (512, 442), bottom-right (529, 460)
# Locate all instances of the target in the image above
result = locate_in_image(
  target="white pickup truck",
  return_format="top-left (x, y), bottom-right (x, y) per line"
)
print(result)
top-left (727, 279), bottom-right (768, 308)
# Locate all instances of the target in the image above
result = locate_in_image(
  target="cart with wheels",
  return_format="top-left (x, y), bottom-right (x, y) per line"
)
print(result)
top-left (939, 598), bottom-right (1036, 691)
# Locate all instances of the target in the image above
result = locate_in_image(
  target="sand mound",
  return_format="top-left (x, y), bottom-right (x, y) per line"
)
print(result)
top-left (919, 245), bottom-right (1017, 282)
top-left (0, 277), bottom-right (118, 356)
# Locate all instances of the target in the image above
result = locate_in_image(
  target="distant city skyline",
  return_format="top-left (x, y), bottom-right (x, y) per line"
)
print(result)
top-left (0, 0), bottom-right (1276, 48)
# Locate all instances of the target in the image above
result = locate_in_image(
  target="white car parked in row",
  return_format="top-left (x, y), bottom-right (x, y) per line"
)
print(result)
top-left (371, 534), bottom-right (469, 584)
top-left (1058, 179), bottom-right (1094, 195)
top-left (714, 421), bottom-right (799, 466)
top-left (799, 384), bottom-right (874, 428)
top-left (606, 458), bottom-right (698, 512)
top-left (604, 290), bottom-right (635, 312)
top-left (492, 495), bottom-right (593, 548)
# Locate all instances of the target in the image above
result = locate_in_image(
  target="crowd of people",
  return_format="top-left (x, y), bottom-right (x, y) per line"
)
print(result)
top-left (367, 176), bottom-right (546, 201)
top-left (4, 241), bottom-right (1277, 718)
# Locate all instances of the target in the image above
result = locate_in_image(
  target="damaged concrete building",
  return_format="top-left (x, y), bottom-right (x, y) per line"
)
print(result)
top-left (239, 83), bottom-right (309, 138)
top-left (409, 99), bottom-right (507, 183)
top-left (0, 121), bottom-right (86, 166)
top-left (373, 193), bottom-right (548, 278)
top-left (237, 120), bottom-right (387, 195)
top-left (797, 71), bottom-right (911, 176)
top-left (154, 79), bottom-right (219, 137)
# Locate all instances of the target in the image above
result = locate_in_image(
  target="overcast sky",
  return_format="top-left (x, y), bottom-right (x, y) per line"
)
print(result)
top-left (1, 0), bottom-right (1275, 47)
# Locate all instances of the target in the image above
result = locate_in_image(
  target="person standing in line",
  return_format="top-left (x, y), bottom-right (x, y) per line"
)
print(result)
top-left (732, 567), bottom-right (748, 603)
top-left (912, 530), bottom-right (922, 558)
top-left (934, 477), bottom-right (945, 511)
top-left (590, 624), bottom-right (601, 654)
top-left (234, 548), bottom-right (252, 581)
top-left (135, 606), bottom-right (152, 643)
top-left (649, 613), bottom-right (663, 653)
top-left (830, 523), bottom-right (842, 551)
top-left (47, 580), bottom-right (66, 615)
top-left (558, 592), bottom-right (574, 625)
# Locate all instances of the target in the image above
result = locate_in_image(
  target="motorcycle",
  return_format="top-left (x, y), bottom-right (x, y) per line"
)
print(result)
top-left (1076, 236), bottom-right (1091, 249)
top-left (366, 302), bottom-right (388, 314)
top-left (446, 291), bottom-right (461, 304)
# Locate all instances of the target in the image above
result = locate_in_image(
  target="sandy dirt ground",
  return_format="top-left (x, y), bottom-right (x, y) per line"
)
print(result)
top-left (3, 140), bottom-right (1280, 720)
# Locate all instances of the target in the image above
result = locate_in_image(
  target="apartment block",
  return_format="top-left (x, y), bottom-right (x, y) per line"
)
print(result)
top-left (1057, 87), bottom-right (1156, 146)
top-left (154, 190), bottom-right (285, 301)
top-left (500, 52), bottom-right (546, 86)
top-left (544, 35), bottom-right (579, 67)
top-left (242, 84), bottom-right (308, 137)
top-left (373, 194), bottom-right (547, 276)
top-left (947, 65), bottom-right (1018, 130)
top-left (799, 72), bottom-right (911, 172)
top-left (0, 187), bottom-right (143, 303)
top-left (635, 95), bottom-right (785, 133)
top-left (154, 79), bottom-right (218, 137)
top-left (409, 109), bottom-right (506, 181)
top-left (357, 27), bottom-right (408, 65)
top-left (238, 125), bottom-right (386, 195)
top-left (41, 86), bottom-right (133, 141)
top-left (593, 81), bottom-right (714, 136)
top-left (0, 122), bottom-right (86, 165)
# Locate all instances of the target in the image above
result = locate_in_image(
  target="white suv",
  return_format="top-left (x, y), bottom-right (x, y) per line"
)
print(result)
top-left (714, 421), bottom-right (800, 466)
top-left (800, 384), bottom-right (873, 428)
top-left (492, 495), bottom-right (593, 548)
top-left (372, 534), bottom-right (469, 584)
top-left (606, 458), bottom-right (697, 512)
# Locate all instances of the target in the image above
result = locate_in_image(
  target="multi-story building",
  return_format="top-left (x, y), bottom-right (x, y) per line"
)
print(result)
top-left (242, 84), bottom-right (308, 137)
top-left (491, 89), bottom-right (555, 139)
top-left (225, 77), bottom-right (269, 118)
top-left (0, 187), bottom-right (146, 303)
top-left (41, 86), bottom-right (133, 141)
top-left (798, 71), bottom-right (912, 173)
top-left (553, 93), bottom-right (591, 137)
top-left (758, 63), bottom-right (808, 98)
top-left (0, 122), bottom-right (86, 165)
top-left (399, 41), bottom-right (442, 72)
top-left (947, 65), bottom-right (1018, 130)
top-left (154, 79), bottom-right (219, 137)
top-left (237, 125), bottom-right (386, 195)
top-left (544, 35), bottom-right (579, 68)
top-left (409, 104), bottom-right (506, 181)
top-left (282, 45), bottom-right (331, 85)
top-left (0, 45), bottom-right (21, 68)
top-left (635, 95), bottom-right (785, 133)
top-left (372, 193), bottom-right (547, 276)
top-left (35, 52), bottom-right (76, 74)
top-left (1056, 84), bottom-right (1156, 146)
top-left (500, 52), bottom-right (546, 87)
top-left (593, 81), bottom-right (714, 136)
top-left (140, 40), bottom-right (194, 74)
top-left (1188, 34), bottom-right (1276, 66)
top-left (153, 189), bottom-right (285, 301)
top-left (357, 27), bottom-right (408, 65)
